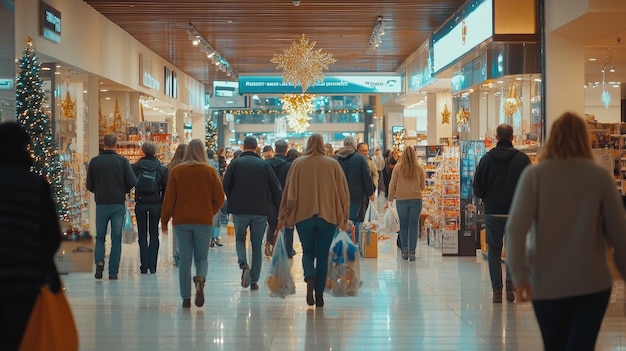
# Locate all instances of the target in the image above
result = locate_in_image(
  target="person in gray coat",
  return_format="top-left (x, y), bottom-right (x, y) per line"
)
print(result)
top-left (506, 112), bottom-right (626, 351)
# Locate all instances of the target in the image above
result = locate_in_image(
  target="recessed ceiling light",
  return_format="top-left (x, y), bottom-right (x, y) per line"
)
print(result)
top-left (100, 89), bottom-right (108, 92)
top-left (589, 58), bottom-right (597, 61)
top-left (515, 77), bottom-right (523, 81)
top-left (496, 80), bottom-right (504, 84)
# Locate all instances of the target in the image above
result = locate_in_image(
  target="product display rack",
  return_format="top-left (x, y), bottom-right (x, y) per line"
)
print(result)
top-left (439, 146), bottom-right (460, 255)
top-left (60, 151), bottom-right (90, 231)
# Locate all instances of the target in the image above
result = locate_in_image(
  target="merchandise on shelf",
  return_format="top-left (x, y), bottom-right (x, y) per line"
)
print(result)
top-left (60, 151), bottom-right (90, 231)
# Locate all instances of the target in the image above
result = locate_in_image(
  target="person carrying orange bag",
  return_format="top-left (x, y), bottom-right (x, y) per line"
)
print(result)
top-left (0, 122), bottom-right (78, 351)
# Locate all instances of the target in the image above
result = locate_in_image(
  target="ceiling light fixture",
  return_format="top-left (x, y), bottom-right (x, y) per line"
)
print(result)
top-left (187, 23), bottom-right (237, 79)
top-left (369, 16), bottom-right (385, 51)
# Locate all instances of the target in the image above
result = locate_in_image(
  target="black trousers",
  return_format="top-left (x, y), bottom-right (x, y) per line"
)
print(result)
top-left (532, 288), bottom-right (611, 351)
top-left (0, 287), bottom-right (39, 350)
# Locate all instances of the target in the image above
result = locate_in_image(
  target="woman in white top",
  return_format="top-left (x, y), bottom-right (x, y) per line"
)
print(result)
top-left (387, 147), bottom-right (426, 261)
top-left (506, 112), bottom-right (626, 350)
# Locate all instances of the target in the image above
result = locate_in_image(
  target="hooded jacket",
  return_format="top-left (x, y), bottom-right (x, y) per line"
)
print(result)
top-left (132, 156), bottom-right (169, 203)
top-left (334, 146), bottom-right (375, 202)
top-left (267, 153), bottom-right (291, 188)
top-left (472, 139), bottom-right (531, 214)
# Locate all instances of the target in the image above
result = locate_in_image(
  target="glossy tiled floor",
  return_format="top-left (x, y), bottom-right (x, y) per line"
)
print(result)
top-left (62, 215), bottom-right (626, 350)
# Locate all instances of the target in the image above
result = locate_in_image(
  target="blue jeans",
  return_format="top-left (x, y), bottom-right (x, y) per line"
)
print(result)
top-left (174, 224), bottom-right (211, 299)
top-left (484, 215), bottom-right (513, 292)
top-left (396, 199), bottom-right (422, 252)
top-left (296, 216), bottom-right (336, 295)
top-left (349, 201), bottom-right (362, 243)
top-left (284, 226), bottom-right (295, 255)
top-left (94, 204), bottom-right (126, 276)
top-left (135, 202), bottom-right (161, 273)
top-left (533, 288), bottom-right (611, 351)
top-left (212, 212), bottom-right (221, 239)
top-left (233, 214), bottom-right (267, 284)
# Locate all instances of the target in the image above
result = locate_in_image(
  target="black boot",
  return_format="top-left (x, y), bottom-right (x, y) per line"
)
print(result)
top-left (315, 293), bottom-right (324, 307)
top-left (305, 276), bottom-right (315, 306)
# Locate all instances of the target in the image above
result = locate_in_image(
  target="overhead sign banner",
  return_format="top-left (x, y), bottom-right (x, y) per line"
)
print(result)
top-left (238, 74), bottom-right (402, 94)
top-left (432, 0), bottom-right (493, 73)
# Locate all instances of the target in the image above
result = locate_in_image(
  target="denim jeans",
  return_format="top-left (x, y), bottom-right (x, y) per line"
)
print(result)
top-left (296, 216), bottom-right (336, 295)
top-left (484, 215), bottom-right (513, 292)
top-left (533, 288), bottom-right (611, 351)
top-left (212, 212), bottom-right (221, 239)
top-left (94, 204), bottom-right (126, 276)
top-left (233, 214), bottom-right (267, 285)
top-left (135, 202), bottom-right (161, 273)
top-left (396, 199), bottom-right (422, 252)
top-left (174, 224), bottom-right (211, 299)
top-left (284, 226), bottom-right (295, 255)
top-left (349, 201), bottom-right (362, 243)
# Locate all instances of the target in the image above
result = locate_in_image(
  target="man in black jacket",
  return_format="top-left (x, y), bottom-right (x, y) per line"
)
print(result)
top-left (266, 139), bottom-right (295, 257)
top-left (334, 136), bottom-right (375, 244)
top-left (472, 124), bottom-right (531, 303)
top-left (86, 133), bottom-right (136, 280)
top-left (131, 141), bottom-right (169, 274)
top-left (223, 136), bottom-right (282, 290)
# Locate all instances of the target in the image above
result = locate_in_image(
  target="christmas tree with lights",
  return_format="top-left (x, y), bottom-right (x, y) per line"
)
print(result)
top-left (205, 115), bottom-right (218, 152)
top-left (15, 37), bottom-right (69, 221)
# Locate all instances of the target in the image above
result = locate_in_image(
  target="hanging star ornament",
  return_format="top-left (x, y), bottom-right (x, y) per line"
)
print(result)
top-left (60, 90), bottom-right (76, 119)
top-left (271, 34), bottom-right (336, 93)
top-left (441, 104), bottom-right (451, 124)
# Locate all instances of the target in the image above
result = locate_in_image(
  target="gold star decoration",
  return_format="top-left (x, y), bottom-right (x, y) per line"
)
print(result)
top-left (271, 34), bottom-right (336, 93)
top-left (456, 107), bottom-right (470, 126)
top-left (60, 90), bottom-right (76, 119)
top-left (280, 94), bottom-right (315, 133)
top-left (441, 104), bottom-right (451, 124)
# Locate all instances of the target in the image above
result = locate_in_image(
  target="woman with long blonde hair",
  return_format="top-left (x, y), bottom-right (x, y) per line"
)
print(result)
top-left (387, 147), bottom-right (426, 261)
top-left (168, 144), bottom-right (188, 171)
top-left (506, 112), bottom-right (626, 350)
top-left (161, 139), bottom-right (224, 308)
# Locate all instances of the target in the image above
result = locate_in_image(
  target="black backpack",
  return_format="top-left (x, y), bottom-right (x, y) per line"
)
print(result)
top-left (135, 161), bottom-right (160, 194)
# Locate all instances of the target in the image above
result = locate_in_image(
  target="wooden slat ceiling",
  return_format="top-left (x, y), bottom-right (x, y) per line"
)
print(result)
top-left (84, 0), bottom-right (467, 92)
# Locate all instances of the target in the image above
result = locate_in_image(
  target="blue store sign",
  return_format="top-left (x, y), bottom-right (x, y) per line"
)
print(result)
top-left (238, 75), bottom-right (402, 94)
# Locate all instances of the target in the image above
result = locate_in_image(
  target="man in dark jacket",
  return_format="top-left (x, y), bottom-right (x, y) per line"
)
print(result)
top-left (86, 133), bottom-right (136, 280)
top-left (222, 136), bottom-right (282, 290)
top-left (472, 124), bottom-right (531, 303)
top-left (131, 141), bottom-right (169, 274)
top-left (334, 136), bottom-right (375, 244)
top-left (266, 139), bottom-right (295, 257)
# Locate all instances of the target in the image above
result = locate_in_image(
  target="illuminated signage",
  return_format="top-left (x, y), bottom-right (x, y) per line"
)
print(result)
top-left (238, 74), bottom-right (402, 94)
top-left (432, 0), bottom-right (493, 73)
top-left (39, 1), bottom-right (61, 43)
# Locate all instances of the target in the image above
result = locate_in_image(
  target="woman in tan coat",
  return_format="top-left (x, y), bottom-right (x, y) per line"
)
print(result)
top-left (277, 133), bottom-right (350, 307)
top-left (387, 147), bottom-right (426, 261)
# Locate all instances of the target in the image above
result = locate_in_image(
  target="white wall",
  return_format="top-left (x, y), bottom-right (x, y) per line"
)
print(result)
top-left (585, 84), bottom-right (622, 123)
top-left (15, 0), bottom-right (205, 112)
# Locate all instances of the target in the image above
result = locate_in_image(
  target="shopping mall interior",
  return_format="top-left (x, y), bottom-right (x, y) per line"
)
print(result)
top-left (1, 0), bottom-right (626, 350)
